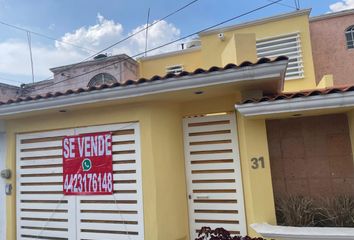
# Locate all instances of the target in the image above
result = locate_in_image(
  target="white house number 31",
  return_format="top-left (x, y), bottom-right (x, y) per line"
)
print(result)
top-left (251, 157), bottom-right (265, 169)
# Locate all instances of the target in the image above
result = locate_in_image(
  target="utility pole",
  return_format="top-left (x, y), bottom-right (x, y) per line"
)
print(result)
top-left (26, 31), bottom-right (35, 83)
top-left (145, 8), bottom-right (150, 57)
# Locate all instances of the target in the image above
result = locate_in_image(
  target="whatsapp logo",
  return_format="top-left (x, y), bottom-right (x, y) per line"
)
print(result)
top-left (82, 158), bottom-right (92, 171)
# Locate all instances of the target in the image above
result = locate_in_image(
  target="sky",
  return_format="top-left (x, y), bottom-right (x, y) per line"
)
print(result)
top-left (0, 0), bottom-right (352, 85)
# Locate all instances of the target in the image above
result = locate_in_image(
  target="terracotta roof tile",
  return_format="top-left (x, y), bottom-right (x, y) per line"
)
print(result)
top-left (0, 56), bottom-right (288, 106)
top-left (240, 85), bottom-right (354, 104)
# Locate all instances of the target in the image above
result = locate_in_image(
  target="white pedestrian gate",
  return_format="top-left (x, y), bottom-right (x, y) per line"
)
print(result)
top-left (16, 122), bottom-right (144, 240)
top-left (183, 114), bottom-right (247, 239)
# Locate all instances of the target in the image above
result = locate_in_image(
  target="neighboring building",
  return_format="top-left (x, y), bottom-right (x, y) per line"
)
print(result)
top-left (310, 9), bottom-right (354, 86)
top-left (3, 54), bottom-right (138, 99)
top-left (0, 83), bottom-right (19, 102)
top-left (47, 54), bottom-right (138, 94)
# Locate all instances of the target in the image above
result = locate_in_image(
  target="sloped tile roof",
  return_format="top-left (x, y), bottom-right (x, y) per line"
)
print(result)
top-left (241, 85), bottom-right (354, 104)
top-left (1, 56), bottom-right (288, 106)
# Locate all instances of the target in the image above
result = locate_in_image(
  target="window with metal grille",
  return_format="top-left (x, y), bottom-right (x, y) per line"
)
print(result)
top-left (256, 33), bottom-right (304, 80)
top-left (88, 73), bottom-right (117, 87)
top-left (345, 26), bottom-right (354, 49)
top-left (166, 64), bottom-right (184, 74)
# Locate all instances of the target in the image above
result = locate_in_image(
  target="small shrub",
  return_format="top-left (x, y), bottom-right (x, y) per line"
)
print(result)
top-left (275, 195), bottom-right (320, 227)
top-left (195, 227), bottom-right (265, 240)
top-left (318, 195), bottom-right (354, 227)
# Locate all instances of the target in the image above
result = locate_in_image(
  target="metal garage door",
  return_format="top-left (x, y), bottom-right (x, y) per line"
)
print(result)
top-left (16, 122), bottom-right (144, 240)
top-left (183, 113), bottom-right (246, 239)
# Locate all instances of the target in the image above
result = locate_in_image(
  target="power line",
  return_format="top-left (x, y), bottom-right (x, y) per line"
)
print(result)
top-left (33, 0), bottom-right (283, 93)
top-left (83, 0), bottom-right (200, 61)
top-left (267, 0), bottom-right (297, 9)
top-left (0, 76), bottom-right (25, 85)
top-left (0, 19), bottom-right (96, 53)
top-left (38, 0), bottom-right (201, 82)
top-left (295, 0), bottom-right (300, 10)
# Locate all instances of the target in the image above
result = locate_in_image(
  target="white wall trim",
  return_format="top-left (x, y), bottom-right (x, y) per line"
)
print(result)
top-left (0, 60), bottom-right (287, 117)
top-left (256, 31), bottom-right (300, 41)
top-left (235, 91), bottom-right (354, 117)
top-left (251, 223), bottom-right (354, 240)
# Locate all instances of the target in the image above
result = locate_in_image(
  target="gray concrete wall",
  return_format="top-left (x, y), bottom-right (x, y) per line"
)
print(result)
top-left (0, 54), bottom-right (139, 101)
top-left (25, 54), bottom-right (138, 96)
top-left (0, 84), bottom-right (19, 102)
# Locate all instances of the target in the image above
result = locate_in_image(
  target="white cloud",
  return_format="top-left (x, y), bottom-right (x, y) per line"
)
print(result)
top-left (48, 23), bottom-right (55, 31)
top-left (0, 40), bottom-right (84, 81)
top-left (329, 0), bottom-right (354, 12)
top-left (56, 14), bottom-right (182, 56)
top-left (0, 14), bottom-right (182, 83)
top-left (126, 20), bottom-right (181, 56)
top-left (56, 13), bottom-right (125, 52)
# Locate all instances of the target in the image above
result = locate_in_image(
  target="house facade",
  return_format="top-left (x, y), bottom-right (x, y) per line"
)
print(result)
top-left (139, 9), bottom-right (317, 92)
top-left (0, 8), bottom-right (354, 240)
top-left (1, 57), bottom-right (288, 240)
top-left (310, 9), bottom-right (354, 86)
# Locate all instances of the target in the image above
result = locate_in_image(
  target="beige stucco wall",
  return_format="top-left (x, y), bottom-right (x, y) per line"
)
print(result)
top-left (4, 101), bottom-right (189, 240)
top-left (2, 87), bottom-right (282, 239)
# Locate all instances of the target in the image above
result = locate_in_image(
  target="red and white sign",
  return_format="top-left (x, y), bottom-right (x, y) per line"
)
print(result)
top-left (62, 132), bottom-right (113, 195)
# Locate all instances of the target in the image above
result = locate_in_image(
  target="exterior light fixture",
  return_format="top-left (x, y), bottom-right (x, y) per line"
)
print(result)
top-left (218, 33), bottom-right (225, 41)
top-left (0, 169), bottom-right (11, 179)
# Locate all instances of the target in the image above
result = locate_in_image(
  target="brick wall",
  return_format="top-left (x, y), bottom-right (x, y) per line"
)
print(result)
top-left (310, 14), bottom-right (354, 86)
top-left (266, 114), bottom-right (354, 199)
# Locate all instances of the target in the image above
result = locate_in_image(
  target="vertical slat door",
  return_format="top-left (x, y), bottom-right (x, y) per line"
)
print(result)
top-left (17, 129), bottom-right (76, 240)
top-left (183, 114), bottom-right (246, 239)
top-left (16, 122), bottom-right (144, 240)
top-left (75, 123), bottom-right (144, 240)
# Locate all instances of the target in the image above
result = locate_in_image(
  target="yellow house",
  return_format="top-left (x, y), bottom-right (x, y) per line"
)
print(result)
top-left (139, 9), bottom-right (321, 92)
top-left (1, 8), bottom-right (354, 240)
top-left (1, 56), bottom-right (289, 240)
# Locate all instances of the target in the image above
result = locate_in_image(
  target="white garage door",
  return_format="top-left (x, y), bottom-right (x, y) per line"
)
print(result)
top-left (183, 114), bottom-right (246, 239)
top-left (16, 122), bottom-right (144, 240)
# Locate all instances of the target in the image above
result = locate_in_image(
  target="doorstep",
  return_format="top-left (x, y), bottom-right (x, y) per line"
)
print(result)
top-left (251, 223), bottom-right (354, 240)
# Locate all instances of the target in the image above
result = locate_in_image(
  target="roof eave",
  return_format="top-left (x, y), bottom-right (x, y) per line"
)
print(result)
top-left (235, 91), bottom-right (354, 118)
top-left (50, 54), bottom-right (137, 73)
top-left (310, 8), bottom-right (354, 22)
top-left (0, 60), bottom-right (287, 117)
top-left (200, 9), bottom-right (311, 36)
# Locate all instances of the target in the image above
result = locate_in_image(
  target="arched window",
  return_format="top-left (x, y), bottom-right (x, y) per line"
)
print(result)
top-left (345, 25), bottom-right (354, 49)
top-left (88, 73), bottom-right (117, 87)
